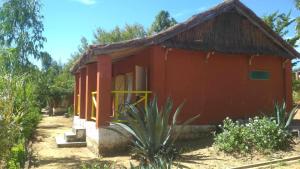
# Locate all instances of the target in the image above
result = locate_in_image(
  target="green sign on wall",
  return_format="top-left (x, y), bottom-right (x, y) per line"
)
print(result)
top-left (249, 71), bottom-right (270, 80)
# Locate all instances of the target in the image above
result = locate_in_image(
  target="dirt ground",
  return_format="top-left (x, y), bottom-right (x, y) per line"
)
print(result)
top-left (30, 115), bottom-right (99, 169)
top-left (30, 115), bottom-right (300, 169)
top-left (175, 138), bottom-right (300, 169)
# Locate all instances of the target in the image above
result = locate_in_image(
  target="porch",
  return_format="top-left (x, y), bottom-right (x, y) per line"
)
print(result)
top-left (73, 56), bottom-right (152, 128)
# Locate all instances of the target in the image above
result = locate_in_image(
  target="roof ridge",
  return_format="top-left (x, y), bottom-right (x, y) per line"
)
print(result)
top-left (70, 0), bottom-right (299, 73)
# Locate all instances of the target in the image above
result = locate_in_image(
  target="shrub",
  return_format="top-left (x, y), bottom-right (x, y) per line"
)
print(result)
top-left (110, 97), bottom-right (199, 165)
top-left (20, 109), bottom-right (41, 139)
top-left (214, 117), bottom-right (293, 154)
top-left (214, 118), bottom-right (251, 153)
top-left (80, 161), bottom-right (115, 169)
top-left (130, 158), bottom-right (174, 169)
top-left (7, 140), bottom-right (26, 169)
top-left (247, 117), bottom-right (293, 152)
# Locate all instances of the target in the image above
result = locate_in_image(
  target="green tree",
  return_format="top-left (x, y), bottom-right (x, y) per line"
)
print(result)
top-left (263, 11), bottom-right (299, 47)
top-left (40, 52), bottom-right (53, 71)
top-left (149, 10), bottom-right (177, 35)
top-left (0, 0), bottom-right (46, 64)
top-left (76, 37), bottom-right (89, 55)
top-left (93, 23), bottom-right (146, 44)
top-left (295, 0), bottom-right (300, 10)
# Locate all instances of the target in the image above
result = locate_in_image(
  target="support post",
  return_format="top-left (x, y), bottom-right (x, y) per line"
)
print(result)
top-left (74, 73), bottom-right (80, 115)
top-left (96, 56), bottom-right (112, 128)
top-left (284, 60), bottom-right (293, 111)
top-left (85, 64), bottom-right (93, 121)
top-left (150, 46), bottom-right (167, 106)
top-left (79, 68), bottom-right (86, 119)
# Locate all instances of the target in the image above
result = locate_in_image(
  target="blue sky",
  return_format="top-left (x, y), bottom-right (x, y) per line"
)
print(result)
top-left (41, 0), bottom-right (300, 64)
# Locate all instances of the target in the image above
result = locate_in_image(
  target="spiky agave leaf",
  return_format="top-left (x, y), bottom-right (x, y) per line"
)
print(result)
top-left (285, 105), bottom-right (299, 129)
top-left (109, 96), bottom-right (200, 164)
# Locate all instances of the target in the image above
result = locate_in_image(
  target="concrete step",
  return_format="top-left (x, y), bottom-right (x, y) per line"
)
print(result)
top-left (56, 136), bottom-right (87, 148)
top-left (72, 126), bottom-right (86, 141)
top-left (64, 131), bottom-right (77, 142)
top-left (290, 125), bottom-right (300, 130)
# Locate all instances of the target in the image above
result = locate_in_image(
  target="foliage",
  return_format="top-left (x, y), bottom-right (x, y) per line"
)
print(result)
top-left (293, 91), bottom-right (300, 103)
top-left (70, 37), bottom-right (89, 65)
top-left (214, 118), bottom-right (251, 154)
top-left (79, 159), bottom-right (175, 169)
top-left (93, 24), bottom-right (146, 44)
top-left (110, 97), bottom-right (199, 165)
top-left (0, 100), bottom-right (22, 162)
top-left (7, 140), bottom-right (26, 169)
top-left (0, 0), bottom-right (47, 167)
top-left (0, 0), bottom-right (46, 63)
top-left (296, 0), bottom-right (300, 10)
top-left (20, 108), bottom-right (41, 139)
top-left (65, 106), bottom-right (74, 118)
top-left (130, 158), bottom-right (174, 169)
top-left (263, 11), bottom-right (299, 47)
top-left (247, 117), bottom-right (293, 152)
top-left (80, 161), bottom-right (115, 169)
top-left (149, 10), bottom-right (177, 35)
top-left (214, 116), bottom-right (294, 154)
top-left (273, 102), bottom-right (298, 129)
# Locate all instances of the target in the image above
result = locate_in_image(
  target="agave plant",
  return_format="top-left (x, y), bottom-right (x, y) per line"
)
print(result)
top-left (273, 101), bottom-right (298, 129)
top-left (109, 96), bottom-right (199, 164)
top-left (130, 157), bottom-right (173, 169)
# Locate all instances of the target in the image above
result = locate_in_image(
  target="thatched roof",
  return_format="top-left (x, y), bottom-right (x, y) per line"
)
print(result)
top-left (71, 0), bottom-right (300, 73)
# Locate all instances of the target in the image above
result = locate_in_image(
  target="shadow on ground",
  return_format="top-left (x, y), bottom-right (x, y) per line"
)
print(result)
top-left (175, 136), bottom-right (214, 153)
top-left (37, 124), bottom-right (65, 130)
top-left (32, 156), bottom-right (102, 169)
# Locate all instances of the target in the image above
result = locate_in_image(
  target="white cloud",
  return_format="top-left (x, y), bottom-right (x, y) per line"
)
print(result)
top-left (73, 0), bottom-right (97, 5)
top-left (174, 6), bottom-right (208, 19)
top-left (197, 6), bottom-right (208, 12)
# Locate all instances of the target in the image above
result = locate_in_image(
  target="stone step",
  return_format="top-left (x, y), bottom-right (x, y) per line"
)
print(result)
top-left (72, 126), bottom-right (85, 133)
top-left (290, 125), bottom-right (300, 130)
top-left (56, 136), bottom-right (87, 148)
top-left (72, 126), bottom-right (86, 140)
top-left (291, 129), bottom-right (300, 137)
top-left (64, 131), bottom-right (77, 142)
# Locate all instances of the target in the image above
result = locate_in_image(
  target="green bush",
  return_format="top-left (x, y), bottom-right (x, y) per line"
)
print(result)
top-left (130, 158), bottom-right (174, 169)
top-left (247, 117), bottom-right (292, 152)
top-left (20, 109), bottom-right (41, 139)
top-left (80, 161), bottom-right (114, 169)
top-left (214, 118), bottom-right (251, 153)
top-left (7, 140), bottom-right (26, 169)
top-left (214, 117), bottom-right (293, 154)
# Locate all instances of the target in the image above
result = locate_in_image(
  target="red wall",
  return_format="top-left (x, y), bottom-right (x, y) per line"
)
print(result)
top-left (163, 48), bottom-right (287, 124)
top-left (111, 46), bottom-right (291, 125)
top-left (112, 48), bottom-right (151, 86)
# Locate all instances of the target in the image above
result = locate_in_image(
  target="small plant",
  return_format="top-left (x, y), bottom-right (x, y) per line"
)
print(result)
top-left (214, 117), bottom-right (251, 153)
top-left (130, 157), bottom-right (174, 169)
top-left (247, 117), bottom-right (293, 152)
top-left (65, 106), bottom-right (73, 118)
top-left (20, 109), bottom-right (41, 139)
top-left (80, 161), bottom-right (116, 169)
top-left (215, 116), bottom-right (294, 154)
top-left (109, 97), bottom-right (199, 165)
top-left (7, 140), bottom-right (26, 169)
top-left (273, 101), bottom-right (298, 129)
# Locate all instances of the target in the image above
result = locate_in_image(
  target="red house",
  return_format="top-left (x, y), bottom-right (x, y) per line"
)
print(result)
top-left (66, 0), bottom-right (299, 154)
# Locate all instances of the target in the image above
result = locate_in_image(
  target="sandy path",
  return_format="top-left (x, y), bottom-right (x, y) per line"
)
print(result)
top-left (29, 111), bottom-right (300, 169)
top-left (30, 115), bottom-right (98, 169)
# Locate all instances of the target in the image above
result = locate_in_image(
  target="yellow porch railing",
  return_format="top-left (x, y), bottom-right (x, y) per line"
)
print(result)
top-left (111, 90), bottom-right (152, 118)
top-left (76, 94), bottom-right (80, 115)
top-left (91, 91), bottom-right (97, 120)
